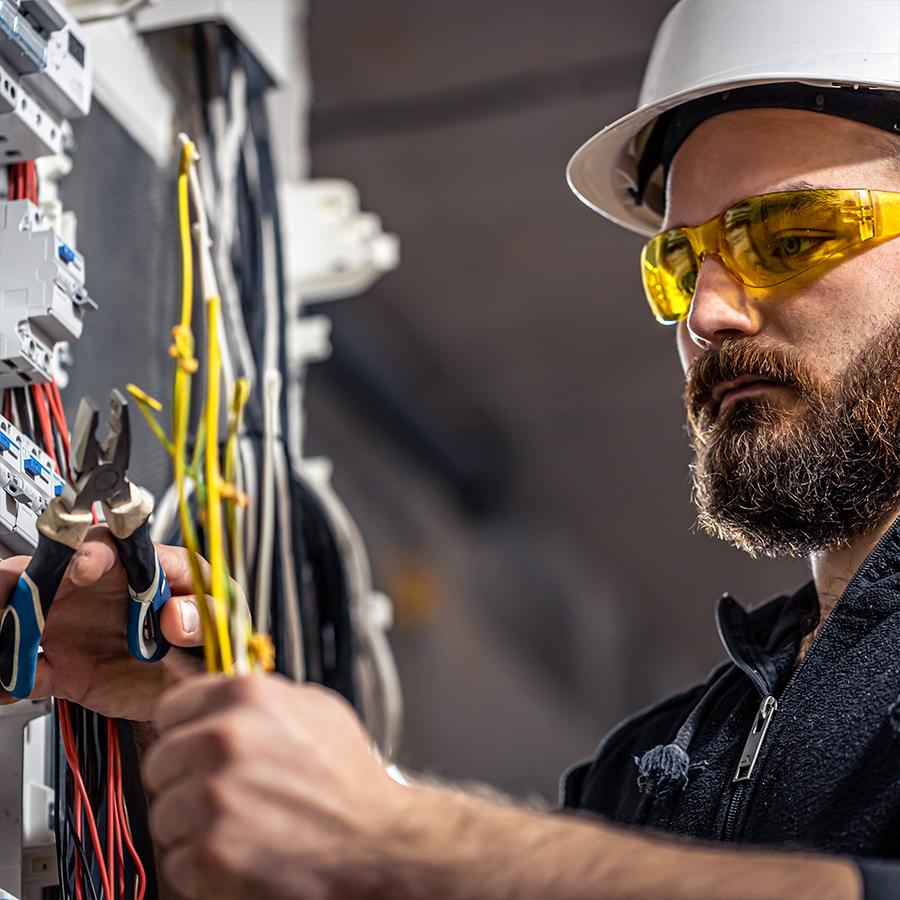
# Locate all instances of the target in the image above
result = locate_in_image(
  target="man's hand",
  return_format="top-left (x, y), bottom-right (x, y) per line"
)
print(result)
top-left (144, 674), bottom-right (404, 900)
top-left (0, 526), bottom-right (206, 721)
top-left (144, 674), bottom-right (863, 900)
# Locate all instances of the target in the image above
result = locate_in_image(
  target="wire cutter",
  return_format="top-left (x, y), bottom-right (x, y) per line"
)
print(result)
top-left (0, 389), bottom-right (172, 699)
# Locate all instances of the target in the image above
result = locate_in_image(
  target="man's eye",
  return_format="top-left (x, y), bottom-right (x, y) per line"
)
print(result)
top-left (771, 233), bottom-right (830, 259)
top-left (679, 270), bottom-right (698, 295)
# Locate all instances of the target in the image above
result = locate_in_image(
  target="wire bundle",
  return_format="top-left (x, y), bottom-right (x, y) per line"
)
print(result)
top-left (178, 24), bottom-right (400, 745)
top-left (129, 135), bottom-right (270, 676)
top-left (132, 24), bottom-right (400, 758)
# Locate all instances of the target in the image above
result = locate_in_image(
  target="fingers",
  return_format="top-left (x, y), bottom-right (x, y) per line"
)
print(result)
top-left (144, 715), bottom-right (235, 794)
top-left (159, 841), bottom-right (203, 900)
top-left (149, 774), bottom-right (214, 847)
top-left (0, 556), bottom-right (28, 604)
top-left (0, 655), bottom-right (51, 704)
top-left (153, 673), bottom-right (248, 734)
top-left (67, 529), bottom-right (119, 588)
top-left (160, 596), bottom-right (208, 647)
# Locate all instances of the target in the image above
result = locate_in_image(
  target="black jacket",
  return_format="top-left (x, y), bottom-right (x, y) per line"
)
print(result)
top-left (562, 518), bottom-right (900, 899)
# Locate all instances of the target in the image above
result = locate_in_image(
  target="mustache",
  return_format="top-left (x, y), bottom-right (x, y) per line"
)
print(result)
top-left (685, 341), bottom-right (816, 426)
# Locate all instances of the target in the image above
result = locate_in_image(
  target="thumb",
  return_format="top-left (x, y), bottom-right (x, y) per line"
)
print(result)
top-left (160, 596), bottom-right (205, 648)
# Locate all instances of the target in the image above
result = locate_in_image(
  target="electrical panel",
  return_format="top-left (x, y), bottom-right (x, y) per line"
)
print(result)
top-left (0, 0), bottom-right (95, 557)
top-left (0, 199), bottom-right (93, 387)
top-left (0, 0), bottom-right (91, 163)
top-left (0, 409), bottom-right (62, 557)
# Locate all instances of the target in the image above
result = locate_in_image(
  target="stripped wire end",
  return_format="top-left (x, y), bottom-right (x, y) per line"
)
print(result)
top-left (126, 383), bottom-right (173, 456)
top-left (218, 481), bottom-right (247, 507)
top-left (169, 325), bottom-right (199, 374)
top-left (177, 132), bottom-right (199, 170)
top-left (249, 633), bottom-right (276, 673)
top-left (126, 384), bottom-right (162, 412)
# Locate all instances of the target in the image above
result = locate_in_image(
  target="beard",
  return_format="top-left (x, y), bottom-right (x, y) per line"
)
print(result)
top-left (685, 324), bottom-right (900, 558)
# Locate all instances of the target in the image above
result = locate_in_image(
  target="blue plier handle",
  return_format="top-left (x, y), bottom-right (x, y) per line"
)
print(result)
top-left (0, 504), bottom-right (93, 698)
top-left (0, 390), bottom-right (173, 699)
top-left (107, 507), bottom-right (171, 663)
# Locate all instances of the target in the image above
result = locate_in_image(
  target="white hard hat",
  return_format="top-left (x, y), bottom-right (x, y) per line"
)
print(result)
top-left (567, 0), bottom-right (900, 236)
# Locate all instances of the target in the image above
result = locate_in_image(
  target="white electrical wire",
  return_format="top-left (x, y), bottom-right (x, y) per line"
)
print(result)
top-left (253, 370), bottom-right (281, 636)
top-left (149, 480), bottom-right (180, 544)
top-left (185, 151), bottom-right (235, 404)
top-left (213, 68), bottom-right (258, 389)
top-left (273, 418), bottom-right (305, 680)
top-left (295, 464), bottom-right (403, 759)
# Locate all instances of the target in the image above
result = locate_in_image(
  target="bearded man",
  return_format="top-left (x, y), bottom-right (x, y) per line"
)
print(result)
top-left (7, 1), bottom-right (900, 899)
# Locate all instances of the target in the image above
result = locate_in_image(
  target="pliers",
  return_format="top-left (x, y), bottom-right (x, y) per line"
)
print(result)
top-left (0, 389), bottom-right (172, 699)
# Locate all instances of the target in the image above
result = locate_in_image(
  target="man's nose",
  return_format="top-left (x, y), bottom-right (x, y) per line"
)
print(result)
top-left (686, 256), bottom-right (764, 349)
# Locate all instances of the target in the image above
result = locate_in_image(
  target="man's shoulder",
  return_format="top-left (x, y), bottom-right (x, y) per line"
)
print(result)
top-left (559, 663), bottom-right (729, 819)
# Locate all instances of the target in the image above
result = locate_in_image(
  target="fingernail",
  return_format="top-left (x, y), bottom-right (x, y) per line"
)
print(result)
top-left (180, 601), bottom-right (200, 634)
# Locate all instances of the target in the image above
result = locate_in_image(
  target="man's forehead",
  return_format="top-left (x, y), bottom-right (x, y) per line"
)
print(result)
top-left (662, 110), bottom-right (900, 230)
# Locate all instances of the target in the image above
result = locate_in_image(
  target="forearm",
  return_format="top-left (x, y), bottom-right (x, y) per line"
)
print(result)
top-left (381, 785), bottom-right (862, 900)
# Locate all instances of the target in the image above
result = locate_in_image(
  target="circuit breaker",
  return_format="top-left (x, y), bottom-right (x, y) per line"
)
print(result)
top-left (0, 409), bottom-right (61, 556)
top-left (0, 199), bottom-right (92, 387)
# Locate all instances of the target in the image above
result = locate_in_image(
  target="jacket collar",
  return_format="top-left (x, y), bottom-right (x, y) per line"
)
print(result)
top-left (715, 510), bottom-right (900, 697)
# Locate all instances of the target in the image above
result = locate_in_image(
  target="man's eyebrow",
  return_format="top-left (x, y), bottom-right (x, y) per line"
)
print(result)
top-left (773, 179), bottom-right (819, 192)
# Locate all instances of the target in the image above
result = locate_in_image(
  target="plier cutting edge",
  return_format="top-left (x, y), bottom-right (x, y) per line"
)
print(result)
top-left (0, 389), bottom-right (172, 699)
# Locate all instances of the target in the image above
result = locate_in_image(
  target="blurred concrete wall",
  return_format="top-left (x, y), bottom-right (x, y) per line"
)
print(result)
top-left (304, 1), bottom-right (809, 800)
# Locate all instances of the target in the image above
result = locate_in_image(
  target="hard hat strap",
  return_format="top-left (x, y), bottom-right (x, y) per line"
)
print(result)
top-left (630, 82), bottom-right (900, 209)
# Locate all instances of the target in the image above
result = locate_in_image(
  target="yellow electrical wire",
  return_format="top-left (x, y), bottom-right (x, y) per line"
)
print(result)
top-left (204, 292), bottom-right (234, 672)
top-left (172, 136), bottom-right (216, 672)
top-left (129, 133), bottom-right (273, 676)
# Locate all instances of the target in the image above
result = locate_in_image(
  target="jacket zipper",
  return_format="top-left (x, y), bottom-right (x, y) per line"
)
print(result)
top-left (719, 524), bottom-right (898, 842)
top-left (722, 694), bottom-right (777, 840)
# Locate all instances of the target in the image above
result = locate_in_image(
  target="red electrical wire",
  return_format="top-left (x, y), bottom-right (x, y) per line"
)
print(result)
top-left (106, 719), bottom-right (117, 899)
top-left (30, 385), bottom-right (57, 472)
top-left (112, 723), bottom-right (146, 900)
top-left (59, 699), bottom-right (113, 900)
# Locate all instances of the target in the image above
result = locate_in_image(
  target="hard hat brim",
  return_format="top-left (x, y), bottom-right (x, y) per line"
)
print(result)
top-left (565, 74), bottom-right (879, 237)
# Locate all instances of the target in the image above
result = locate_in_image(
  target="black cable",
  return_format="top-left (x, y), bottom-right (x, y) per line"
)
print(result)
top-left (51, 703), bottom-right (71, 900)
top-left (14, 387), bottom-right (33, 440)
top-left (64, 805), bottom-right (100, 900)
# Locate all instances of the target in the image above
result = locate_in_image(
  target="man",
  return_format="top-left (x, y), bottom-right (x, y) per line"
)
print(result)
top-left (7, 0), bottom-right (900, 897)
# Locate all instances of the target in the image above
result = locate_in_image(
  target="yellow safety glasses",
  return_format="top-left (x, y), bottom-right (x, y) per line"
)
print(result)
top-left (640, 188), bottom-right (900, 324)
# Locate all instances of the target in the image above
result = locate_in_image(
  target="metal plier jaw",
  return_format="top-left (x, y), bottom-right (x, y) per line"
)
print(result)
top-left (0, 389), bottom-right (172, 700)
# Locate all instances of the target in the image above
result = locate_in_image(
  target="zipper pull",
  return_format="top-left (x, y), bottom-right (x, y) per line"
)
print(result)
top-left (733, 695), bottom-right (777, 782)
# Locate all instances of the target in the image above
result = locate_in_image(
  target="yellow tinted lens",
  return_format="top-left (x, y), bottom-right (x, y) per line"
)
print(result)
top-left (722, 190), bottom-right (862, 287)
top-left (641, 229), bottom-right (698, 324)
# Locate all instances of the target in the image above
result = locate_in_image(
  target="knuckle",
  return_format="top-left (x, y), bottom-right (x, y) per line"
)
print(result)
top-left (200, 776), bottom-right (234, 817)
top-left (148, 796), bottom-right (168, 841)
top-left (204, 716), bottom-right (245, 761)
top-left (224, 674), bottom-right (265, 706)
top-left (195, 828), bottom-right (235, 878)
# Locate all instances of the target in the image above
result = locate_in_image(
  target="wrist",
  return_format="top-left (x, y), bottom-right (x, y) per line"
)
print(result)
top-left (372, 782), bottom-right (548, 900)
